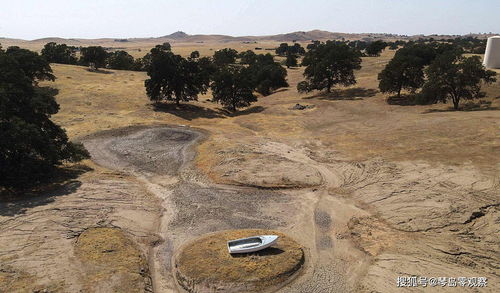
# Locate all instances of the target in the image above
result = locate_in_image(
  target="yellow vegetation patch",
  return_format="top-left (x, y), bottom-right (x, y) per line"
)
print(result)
top-left (74, 227), bottom-right (150, 293)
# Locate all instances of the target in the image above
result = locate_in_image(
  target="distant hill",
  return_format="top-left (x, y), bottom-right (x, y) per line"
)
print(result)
top-left (162, 31), bottom-right (189, 39)
top-left (1, 30), bottom-right (496, 52)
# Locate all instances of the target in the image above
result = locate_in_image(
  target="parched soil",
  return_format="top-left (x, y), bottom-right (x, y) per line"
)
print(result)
top-left (79, 125), bottom-right (372, 292)
top-left (82, 124), bottom-right (500, 292)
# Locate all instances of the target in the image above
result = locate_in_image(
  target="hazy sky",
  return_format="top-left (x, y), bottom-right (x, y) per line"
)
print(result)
top-left (1, 0), bottom-right (499, 39)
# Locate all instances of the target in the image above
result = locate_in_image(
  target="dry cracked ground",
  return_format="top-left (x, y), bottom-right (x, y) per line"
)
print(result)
top-left (1, 48), bottom-right (499, 292)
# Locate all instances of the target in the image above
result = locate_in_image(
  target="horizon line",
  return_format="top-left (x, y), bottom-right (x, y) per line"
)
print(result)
top-left (1, 29), bottom-right (499, 42)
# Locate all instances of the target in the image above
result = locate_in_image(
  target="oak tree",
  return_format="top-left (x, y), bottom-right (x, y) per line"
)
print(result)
top-left (298, 41), bottom-right (362, 93)
top-left (144, 45), bottom-right (211, 105)
top-left (211, 66), bottom-right (257, 111)
top-left (80, 46), bottom-right (108, 70)
top-left (421, 53), bottom-right (496, 109)
top-left (0, 47), bottom-right (89, 188)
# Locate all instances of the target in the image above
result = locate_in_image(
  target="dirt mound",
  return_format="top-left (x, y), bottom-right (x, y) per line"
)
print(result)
top-left (198, 143), bottom-right (323, 188)
top-left (75, 227), bottom-right (152, 292)
top-left (174, 230), bottom-right (304, 293)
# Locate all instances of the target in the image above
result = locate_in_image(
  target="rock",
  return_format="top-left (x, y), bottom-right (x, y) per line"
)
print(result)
top-left (291, 103), bottom-right (314, 110)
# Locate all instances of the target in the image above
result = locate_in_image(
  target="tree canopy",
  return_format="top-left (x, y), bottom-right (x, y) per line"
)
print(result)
top-left (378, 43), bottom-right (440, 98)
top-left (144, 45), bottom-right (211, 105)
top-left (285, 53), bottom-right (298, 68)
top-left (347, 40), bottom-right (369, 51)
top-left (378, 54), bottom-right (425, 98)
top-left (143, 46), bottom-right (288, 110)
top-left (298, 41), bottom-right (362, 93)
top-left (378, 41), bottom-right (496, 109)
top-left (420, 52), bottom-right (496, 109)
top-left (238, 50), bottom-right (257, 65)
top-left (307, 41), bottom-right (321, 51)
top-left (41, 42), bottom-right (78, 65)
top-left (190, 50), bottom-right (200, 59)
top-left (5, 46), bottom-right (55, 82)
top-left (107, 50), bottom-right (135, 70)
top-left (41, 42), bottom-right (148, 71)
top-left (213, 48), bottom-right (238, 66)
top-left (211, 66), bottom-right (257, 111)
top-left (246, 53), bottom-right (288, 96)
top-left (0, 47), bottom-right (89, 188)
top-left (275, 43), bottom-right (306, 56)
top-left (365, 40), bottom-right (387, 57)
top-left (80, 46), bottom-right (108, 70)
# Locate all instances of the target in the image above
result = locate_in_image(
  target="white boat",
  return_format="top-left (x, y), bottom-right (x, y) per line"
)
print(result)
top-left (227, 235), bottom-right (279, 254)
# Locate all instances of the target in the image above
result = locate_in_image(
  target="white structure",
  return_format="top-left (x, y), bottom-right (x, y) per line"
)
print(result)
top-left (483, 36), bottom-right (500, 69)
top-left (227, 235), bottom-right (278, 254)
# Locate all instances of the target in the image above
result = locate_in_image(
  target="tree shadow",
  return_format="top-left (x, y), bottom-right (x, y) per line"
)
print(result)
top-left (271, 88), bottom-right (290, 94)
top-left (221, 106), bottom-right (265, 117)
top-left (304, 87), bottom-right (378, 101)
top-left (0, 164), bottom-right (91, 216)
top-left (230, 247), bottom-right (285, 258)
top-left (386, 94), bottom-right (417, 106)
top-left (423, 106), bottom-right (499, 114)
top-left (86, 68), bottom-right (114, 74)
top-left (152, 103), bottom-right (266, 120)
top-left (152, 103), bottom-right (225, 120)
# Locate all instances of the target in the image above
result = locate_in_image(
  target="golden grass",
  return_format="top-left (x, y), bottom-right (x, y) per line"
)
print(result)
top-left (74, 227), bottom-right (149, 293)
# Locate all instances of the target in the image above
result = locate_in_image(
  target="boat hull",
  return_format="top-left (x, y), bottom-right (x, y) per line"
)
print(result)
top-left (227, 235), bottom-right (279, 254)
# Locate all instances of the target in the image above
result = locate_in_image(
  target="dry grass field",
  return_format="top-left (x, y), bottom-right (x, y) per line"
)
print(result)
top-left (1, 43), bottom-right (499, 292)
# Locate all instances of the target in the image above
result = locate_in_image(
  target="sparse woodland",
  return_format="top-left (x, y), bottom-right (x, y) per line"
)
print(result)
top-left (144, 43), bottom-right (288, 110)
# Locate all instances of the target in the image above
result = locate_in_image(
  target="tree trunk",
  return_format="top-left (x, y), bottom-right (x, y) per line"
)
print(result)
top-left (397, 88), bottom-right (402, 98)
top-left (453, 98), bottom-right (459, 110)
top-left (176, 98), bottom-right (180, 106)
top-left (326, 78), bottom-right (332, 93)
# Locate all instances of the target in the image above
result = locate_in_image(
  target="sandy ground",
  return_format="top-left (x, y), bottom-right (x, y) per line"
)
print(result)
top-left (1, 48), bottom-right (499, 292)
